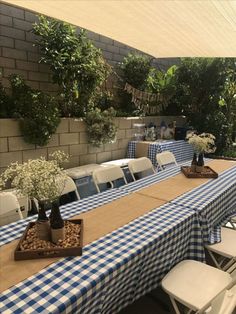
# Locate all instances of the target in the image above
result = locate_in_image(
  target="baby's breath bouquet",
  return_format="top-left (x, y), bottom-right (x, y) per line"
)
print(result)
top-left (0, 156), bottom-right (68, 241)
top-left (186, 132), bottom-right (216, 154)
top-left (0, 157), bottom-right (67, 202)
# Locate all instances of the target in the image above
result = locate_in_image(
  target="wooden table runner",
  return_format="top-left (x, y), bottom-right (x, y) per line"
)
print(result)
top-left (136, 159), bottom-right (236, 202)
top-left (0, 194), bottom-right (165, 293)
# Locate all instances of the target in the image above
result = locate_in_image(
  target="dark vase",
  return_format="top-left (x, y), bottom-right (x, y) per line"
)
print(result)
top-left (191, 153), bottom-right (197, 172)
top-left (196, 153), bottom-right (204, 173)
top-left (36, 200), bottom-right (51, 241)
top-left (50, 199), bottom-right (65, 244)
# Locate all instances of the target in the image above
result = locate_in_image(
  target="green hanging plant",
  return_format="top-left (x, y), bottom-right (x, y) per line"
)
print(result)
top-left (85, 107), bottom-right (117, 147)
top-left (9, 74), bottom-right (60, 146)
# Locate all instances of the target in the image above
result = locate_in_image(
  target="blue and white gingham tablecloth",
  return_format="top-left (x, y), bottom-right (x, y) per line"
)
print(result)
top-left (127, 140), bottom-right (194, 166)
top-left (171, 165), bottom-right (236, 244)
top-left (0, 193), bottom-right (204, 314)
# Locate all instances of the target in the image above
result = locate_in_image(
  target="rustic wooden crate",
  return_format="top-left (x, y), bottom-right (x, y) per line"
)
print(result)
top-left (181, 166), bottom-right (218, 178)
top-left (14, 219), bottom-right (83, 260)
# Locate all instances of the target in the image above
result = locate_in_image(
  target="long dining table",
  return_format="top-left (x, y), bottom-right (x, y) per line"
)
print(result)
top-left (0, 158), bottom-right (235, 314)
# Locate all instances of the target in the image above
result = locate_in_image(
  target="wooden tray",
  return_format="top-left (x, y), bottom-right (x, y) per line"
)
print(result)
top-left (14, 219), bottom-right (83, 260)
top-left (181, 166), bottom-right (218, 178)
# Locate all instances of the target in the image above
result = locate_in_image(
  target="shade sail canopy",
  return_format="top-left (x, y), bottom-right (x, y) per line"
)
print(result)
top-left (2, 0), bottom-right (236, 57)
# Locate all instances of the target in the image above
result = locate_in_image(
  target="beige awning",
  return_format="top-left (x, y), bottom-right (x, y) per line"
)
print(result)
top-left (2, 0), bottom-right (236, 57)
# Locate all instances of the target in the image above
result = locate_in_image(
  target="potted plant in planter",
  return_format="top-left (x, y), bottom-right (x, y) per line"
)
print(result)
top-left (186, 132), bottom-right (216, 172)
top-left (0, 153), bottom-right (68, 243)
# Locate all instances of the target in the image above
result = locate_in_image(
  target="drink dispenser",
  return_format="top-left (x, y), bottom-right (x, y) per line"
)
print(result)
top-left (133, 123), bottom-right (145, 141)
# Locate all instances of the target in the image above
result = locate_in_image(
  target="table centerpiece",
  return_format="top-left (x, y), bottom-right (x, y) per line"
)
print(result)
top-left (0, 151), bottom-right (68, 243)
top-left (186, 132), bottom-right (216, 173)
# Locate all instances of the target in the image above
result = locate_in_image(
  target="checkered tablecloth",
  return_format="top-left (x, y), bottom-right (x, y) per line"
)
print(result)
top-left (171, 165), bottom-right (236, 244)
top-left (121, 159), bottom-right (209, 193)
top-left (127, 140), bottom-right (194, 166)
top-left (0, 202), bottom-right (204, 314)
top-left (0, 188), bottom-right (129, 247)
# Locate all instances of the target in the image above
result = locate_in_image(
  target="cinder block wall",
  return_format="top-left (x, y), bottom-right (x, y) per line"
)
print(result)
top-left (0, 2), bottom-right (179, 94)
top-left (0, 116), bottom-right (186, 173)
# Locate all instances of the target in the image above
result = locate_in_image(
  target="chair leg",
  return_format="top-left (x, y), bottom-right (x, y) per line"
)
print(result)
top-left (170, 296), bottom-right (181, 314)
top-left (208, 250), bottom-right (226, 270)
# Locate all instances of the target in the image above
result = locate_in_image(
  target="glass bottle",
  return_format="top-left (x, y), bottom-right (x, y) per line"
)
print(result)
top-left (196, 153), bottom-right (204, 172)
top-left (50, 199), bottom-right (65, 244)
top-left (36, 200), bottom-right (51, 241)
top-left (191, 153), bottom-right (197, 172)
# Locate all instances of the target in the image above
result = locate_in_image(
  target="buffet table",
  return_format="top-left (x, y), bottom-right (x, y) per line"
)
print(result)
top-left (127, 139), bottom-right (194, 166)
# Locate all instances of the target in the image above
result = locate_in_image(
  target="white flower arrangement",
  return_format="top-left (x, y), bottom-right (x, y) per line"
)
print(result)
top-left (186, 132), bottom-right (216, 154)
top-left (0, 157), bottom-right (67, 202)
top-left (49, 150), bottom-right (69, 167)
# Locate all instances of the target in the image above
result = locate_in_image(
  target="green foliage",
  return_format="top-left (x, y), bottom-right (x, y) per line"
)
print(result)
top-left (221, 146), bottom-right (236, 158)
top-left (85, 107), bottom-right (117, 147)
top-left (118, 53), bottom-right (178, 116)
top-left (172, 58), bottom-right (236, 152)
top-left (33, 16), bottom-right (110, 116)
top-left (146, 65), bottom-right (177, 113)
top-left (0, 83), bottom-right (13, 118)
top-left (93, 90), bottom-right (114, 111)
top-left (120, 53), bottom-right (152, 89)
top-left (118, 53), bottom-right (152, 116)
top-left (10, 75), bottom-right (60, 146)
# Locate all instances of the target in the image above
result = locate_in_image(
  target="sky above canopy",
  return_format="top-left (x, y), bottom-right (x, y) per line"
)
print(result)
top-left (2, 0), bottom-right (236, 57)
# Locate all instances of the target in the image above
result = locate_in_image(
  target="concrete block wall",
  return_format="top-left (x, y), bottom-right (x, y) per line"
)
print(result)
top-left (0, 2), bottom-right (179, 94)
top-left (0, 116), bottom-right (186, 174)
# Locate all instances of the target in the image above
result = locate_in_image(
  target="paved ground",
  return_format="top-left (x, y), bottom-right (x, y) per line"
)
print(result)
top-left (119, 287), bottom-right (175, 314)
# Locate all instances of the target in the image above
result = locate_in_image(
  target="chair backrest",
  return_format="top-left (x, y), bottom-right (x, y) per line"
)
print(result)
top-left (61, 176), bottom-right (80, 200)
top-left (156, 151), bottom-right (178, 170)
top-left (0, 192), bottom-right (23, 220)
top-left (92, 165), bottom-right (127, 192)
top-left (128, 157), bottom-right (155, 181)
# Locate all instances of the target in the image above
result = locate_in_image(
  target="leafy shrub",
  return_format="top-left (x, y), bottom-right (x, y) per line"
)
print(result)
top-left (10, 75), bottom-right (60, 146)
top-left (172, 58), bottom-right (236, 152)
top-left (85, 107), bottom-right (117, 147)
top-left (118, 53), bottom-right (152, 116)
top-left (33, 16), bottom-right (111, 116)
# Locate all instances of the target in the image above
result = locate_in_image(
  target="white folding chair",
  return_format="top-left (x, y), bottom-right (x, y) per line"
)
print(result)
top-left (227, 216), bottom-right (236, 230)
top-left (92, 165), bottom-right (127, 193)
top-left (61, 176), bottom-right (80, 200)
top-left (205, 227), bottom-right (236, 272)
top-left (128, 157), bottom-right (155, 181)
top-left (0, 192), bottom-right (23, 222)
top-left (33, 176), bottom-right (80, 210)
top-left (156, 151), bottom-right (178, 170)
top-left (161, 260), bottom-right (234, 314)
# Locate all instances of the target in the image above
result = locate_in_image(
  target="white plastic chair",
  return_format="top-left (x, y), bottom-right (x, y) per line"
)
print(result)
top-left (205, 227), bottom-right (236, 272)
top-left (0, 192), bottom-right (23, 221)
top-left (128, 157), bottom-right (155, 181)
top-left (92, 165), bottom-right (127, 193)
top-left (156, 151), bottom-right (178, 170)
top-left (161, 260), bottom-right (234, 314)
